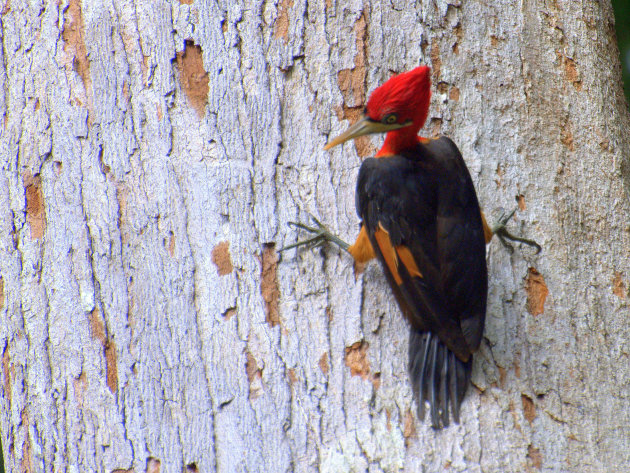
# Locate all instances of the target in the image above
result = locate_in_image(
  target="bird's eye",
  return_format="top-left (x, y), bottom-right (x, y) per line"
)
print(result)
top-left (383, 113), bottom-right (398, 124)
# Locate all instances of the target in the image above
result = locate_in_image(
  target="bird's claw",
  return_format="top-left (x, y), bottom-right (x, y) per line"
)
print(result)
top-left (278, 214), bottom-right (350, 253)
top-left (491, 208), bottom-right (541, 254)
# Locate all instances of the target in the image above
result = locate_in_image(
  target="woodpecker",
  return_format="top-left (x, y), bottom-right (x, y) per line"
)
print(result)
top-left (283, 66), bottom-right (539, 428)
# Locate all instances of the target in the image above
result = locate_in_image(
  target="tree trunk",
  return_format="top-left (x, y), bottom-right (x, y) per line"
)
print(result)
top-left (1, 0), bottom-right (629, 471)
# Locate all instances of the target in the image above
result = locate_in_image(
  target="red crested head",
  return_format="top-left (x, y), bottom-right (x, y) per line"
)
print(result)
top-left (365, 66), bottom-right (431, 133)
top-left (323, 66), bottom-right (433, 155)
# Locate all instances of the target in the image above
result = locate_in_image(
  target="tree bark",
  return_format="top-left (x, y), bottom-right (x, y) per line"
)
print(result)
top-left (1, 0), bottom-right (629, 471)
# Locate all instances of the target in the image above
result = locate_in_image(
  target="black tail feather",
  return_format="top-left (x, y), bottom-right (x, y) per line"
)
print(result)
top-left (440, 350), bottom-right (449, 427)
top-left (428, 338), bottom-right (439, 427)
top-left (448, 350), bottom-right (460, 423)
top-left (411, 330), bottom-right (433, 421)
top-left (409, 329), bottom-right (472, 429)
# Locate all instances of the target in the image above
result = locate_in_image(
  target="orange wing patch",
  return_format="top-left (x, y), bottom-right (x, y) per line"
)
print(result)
top-left (373, 225), bottom-right (402, 284)
top-left (373, 223), bottom-right (423, 285)
top-left (395, 246), bottom-right (423, 279)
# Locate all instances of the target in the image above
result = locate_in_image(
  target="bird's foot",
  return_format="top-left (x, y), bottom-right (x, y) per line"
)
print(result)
top-left (491, 208), bottom-right (541, 254)
top-left (278, 214), bottom-right (350, 253)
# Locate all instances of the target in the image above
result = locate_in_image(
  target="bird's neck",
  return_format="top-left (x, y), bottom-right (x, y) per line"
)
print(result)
top-left (375, 127), bottom-right (422, 157)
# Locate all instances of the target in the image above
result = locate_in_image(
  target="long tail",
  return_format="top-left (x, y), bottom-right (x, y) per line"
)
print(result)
top-left (408, 329), bottom-right (472, 429)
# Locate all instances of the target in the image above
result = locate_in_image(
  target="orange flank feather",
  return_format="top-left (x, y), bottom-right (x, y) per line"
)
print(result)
top-left (348, 225), bottom-right (376, 263)
top-left (480, 211), bottom-right (493, 244)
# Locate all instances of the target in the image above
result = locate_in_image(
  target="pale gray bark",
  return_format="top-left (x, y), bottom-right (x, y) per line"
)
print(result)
top-left (1, 0), bottom-right (629, 472)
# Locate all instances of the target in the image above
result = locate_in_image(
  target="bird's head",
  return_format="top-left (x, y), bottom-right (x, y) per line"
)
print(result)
top-left (324, 66), bottom-right (431, 153)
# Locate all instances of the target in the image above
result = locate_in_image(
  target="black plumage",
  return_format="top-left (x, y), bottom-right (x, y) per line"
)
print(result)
top-left (356, 137), bottom-right (487, 428)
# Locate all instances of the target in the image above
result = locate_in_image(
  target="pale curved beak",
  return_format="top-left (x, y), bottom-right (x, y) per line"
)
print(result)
top-left (323, 116), bottom-right (410, 150)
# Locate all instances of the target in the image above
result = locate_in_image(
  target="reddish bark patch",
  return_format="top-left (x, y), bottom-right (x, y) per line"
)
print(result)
top-left (403, 409), bottom-right (416, 441)
top-left (527, 444), bottom-right (543, 470)
top-left (260, 244), bottom-right (280, 327)
top-left (24, 174), bottom-right (46, 240)
top-left (0, 277), bottom-right (4, 310)
top-left (175, 40), bottom-right (209, 116)
top-left (562, 55), bottom-right (582, 91)
top-left (508, 399), bottom-right (523, 433)
top-left (223, 307), bottom-right (237, 320)
top-left (517, 194), bottom-right (526, 211)
top-left (521, 394), bottom-right (536, 425)
top-left (105, 341), bottom-right (118, 393)
top-left (525, 268), bottom-right (548, 316)
top-left (73, 372), bottom-right (87, 407)
top-left (245, 350), bottom-right (263, 399)
top-left (179, 0), bottom-right (193, 3)
top-left (498, 366), bottom-right (507, 387)
top-left (345, 341), bottom-right (370, 380)
top-left (245, 351), bottom-right (260, 382)
top-left (146, 458), bottom-right (161, 473)
top-left (452, 24), bottom-right (462, 54)
top-left (430, 42), bottom-right (441, 81)
top-left (141, 55), bottom-right (150, 85)
top-left (287, 368), bottom-right (297, 386)
top-left (334, 105), bottom-right (376, 157)
top-left (337, 11), bottom-right (368, 108)
top-left (62, 0), bottom-right (92, 120)
top-left (318, 352), bottom-right (329, 375)
top-left (333, 12), bottom-right (378, 158)
top-left (613, 272), bottom-right (627, 299)
top-left (561, 127), bottom-right (574, 151)
top-left (21, 409), bottom-right (32, 473)
top-left (211, 241), bottom-right (233, 276)
top-left (122, 80), bottom-right (130, 102)
top-left (89, 308), bottom-right (107, 346)
top-left (274, 0), bottom-right (294, 41)
top-left (448, 86), bottom-right (460, 101)
top-left (167, 231), bottom-right (175, 257)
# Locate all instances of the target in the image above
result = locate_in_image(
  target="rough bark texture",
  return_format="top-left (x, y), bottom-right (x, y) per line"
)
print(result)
top-left (1, 0), bottom-right (629, 472)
